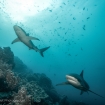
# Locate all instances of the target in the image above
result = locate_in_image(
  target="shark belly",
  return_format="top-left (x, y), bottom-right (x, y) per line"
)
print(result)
top-left (16, 31), bottom-right (33, 49)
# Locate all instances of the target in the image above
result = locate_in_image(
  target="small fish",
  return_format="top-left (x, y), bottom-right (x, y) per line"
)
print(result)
top-left (83, 7), bottom-right (85, 10)
top-left (54, 74), bottom-right (56, 76)
top-left (49, 10), bottom-right (52, 12)
top-left (81, 47), bottom-right (83, 50)
top-left (68, 54), bottom-right (71, 56)
top-left (87, 17), bottom-right (90, 20)
top-left (83, 25), bottom-right (85, 30)
top-left (73, 17), bottom-right (76, 20)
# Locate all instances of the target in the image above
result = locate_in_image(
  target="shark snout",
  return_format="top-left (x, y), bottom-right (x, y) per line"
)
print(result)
top-left (66, 75), bottom-right (80, 87)
top-left (13, 25), bottom-right (20, 32)
top-left (66, 75), bottom-right (76, 81)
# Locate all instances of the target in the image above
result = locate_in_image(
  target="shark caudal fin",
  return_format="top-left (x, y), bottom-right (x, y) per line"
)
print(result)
top-left (89, 90), bottom-right (104, 98)
top-left (39, 46), bottom-right (50, 57)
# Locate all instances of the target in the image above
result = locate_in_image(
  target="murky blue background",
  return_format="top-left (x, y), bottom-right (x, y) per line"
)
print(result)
top-left (0, 0), bottom-right (105, 104)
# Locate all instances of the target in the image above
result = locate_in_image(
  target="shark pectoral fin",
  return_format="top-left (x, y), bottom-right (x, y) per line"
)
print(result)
top-left (11, 38), bottom-right (20, 44)
top-left (27, 36), bottom-right (40, 41)
top-left (56, 81), bottom-right (69, 86)
top-left (80, 91), bottom-right (84, 95)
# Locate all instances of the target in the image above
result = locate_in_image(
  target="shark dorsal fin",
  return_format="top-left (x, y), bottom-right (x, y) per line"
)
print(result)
top-left (80, 70), bottom-right (84, 78)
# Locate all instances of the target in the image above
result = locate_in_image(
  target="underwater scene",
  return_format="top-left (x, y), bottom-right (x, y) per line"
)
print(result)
top-left (0, 0), bottom-right (105, 105)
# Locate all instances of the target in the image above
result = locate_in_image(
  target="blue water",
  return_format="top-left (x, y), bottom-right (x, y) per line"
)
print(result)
top-left (0, 0), bottom-right (105, 104)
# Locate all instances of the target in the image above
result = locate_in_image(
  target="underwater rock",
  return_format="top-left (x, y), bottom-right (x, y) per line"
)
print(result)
top-left (0, 53), bottom-right (50, 104)
top-left (18, 78), bottom-right (48, 103)
top-left (26, 74), bottom-right (38, 82)
top-left (12, 86), bottom-right (32, 105)
top-left (0, 47), bottom-right (15, 69)
top-left (27, 73), bottom-right (53, 89)
top-left (38, 73), bottom-right (53, 90)
top-left (6, 69), bottom-right (19, 90)
top-left (0, 92), bottom-right (12, 99)
top-left (16, 78), bottom-right (49, 104)
top-left (59, 96), bottom-right (70, 105)
top-left (33, 99), bottom-right (55, 105)
top-left (25, 81), bottom-right (48, 103)
top-left (73, 101), bottom-right (88, 105)
top-left (13, 56), bottom-right (28, 73)
top-left (0, 60), bottom-right (20, 105)
top-left (0, 60), bottom-right (19, 91)
top-left (26, 73), bottom-right (61, 104)
top-left (45, 89), bottom-right (60, 104)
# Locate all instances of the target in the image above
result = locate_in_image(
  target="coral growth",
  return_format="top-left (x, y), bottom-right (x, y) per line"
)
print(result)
top-left (12, 86), bottom-right (32, 105)
top-left (26, 73), bottom-right (60, 103)
top-left (26, 81), bottom-right (48, 103)
top-left (0, 59), bottom-right (48, 104)
top-left (6, 69), bottom-right (19, 89)
top-left (0, 60), bottom-right (19, 90)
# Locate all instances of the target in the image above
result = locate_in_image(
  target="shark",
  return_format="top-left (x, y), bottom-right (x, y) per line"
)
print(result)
top-left (56, 70), bottom-right (104, 98)
top-left (12, 25), bottom-right (50, 57)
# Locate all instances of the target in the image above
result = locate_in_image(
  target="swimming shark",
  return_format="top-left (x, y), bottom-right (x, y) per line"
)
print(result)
top-left (12, 25), bottom-right (50, 57)
top-left (56, 70), bottom-right (104, 98)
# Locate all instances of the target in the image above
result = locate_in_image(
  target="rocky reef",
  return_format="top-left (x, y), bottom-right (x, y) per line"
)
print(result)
top-left (0, 47), bottom-right (88, 105)
top-left (13, 56), bottom-right (29, 73)
top-left (0, 60), bottom-right (19, 90)
top-left (0, 47), bottom-right (15, 69)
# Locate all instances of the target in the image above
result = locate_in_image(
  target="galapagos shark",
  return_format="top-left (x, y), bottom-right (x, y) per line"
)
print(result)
top-left (56, 70), bottom-right (104, 98)
top-left (12, 25), bottom-right (50, 57)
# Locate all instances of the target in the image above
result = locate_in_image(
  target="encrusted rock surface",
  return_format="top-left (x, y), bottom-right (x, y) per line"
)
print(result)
top-left (0, 60), bottom-right (19, 91)
top-left (12, 86), bottom-right (32, 105)
top-left (0, 47), bottom-right (15, 69)
top-left (26, 81), bottom-right (48, 103)
top-left (13, 56), bottom-right (28, 73)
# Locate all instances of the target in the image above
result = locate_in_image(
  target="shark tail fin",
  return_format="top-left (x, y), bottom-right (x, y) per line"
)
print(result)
top-left (88, 90), bottom-right (104, 98)
top-left (39, 46), bottom-right (50, 57)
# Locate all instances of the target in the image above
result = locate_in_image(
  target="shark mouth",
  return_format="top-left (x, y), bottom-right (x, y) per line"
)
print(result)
top-left (66, 75), bottom-right (77, 83)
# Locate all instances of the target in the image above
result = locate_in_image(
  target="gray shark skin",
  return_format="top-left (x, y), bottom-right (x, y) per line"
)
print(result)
top-left (56, 70), bottom-right (104, 98)
top-left (12, 25), bottom-right (50, 57)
